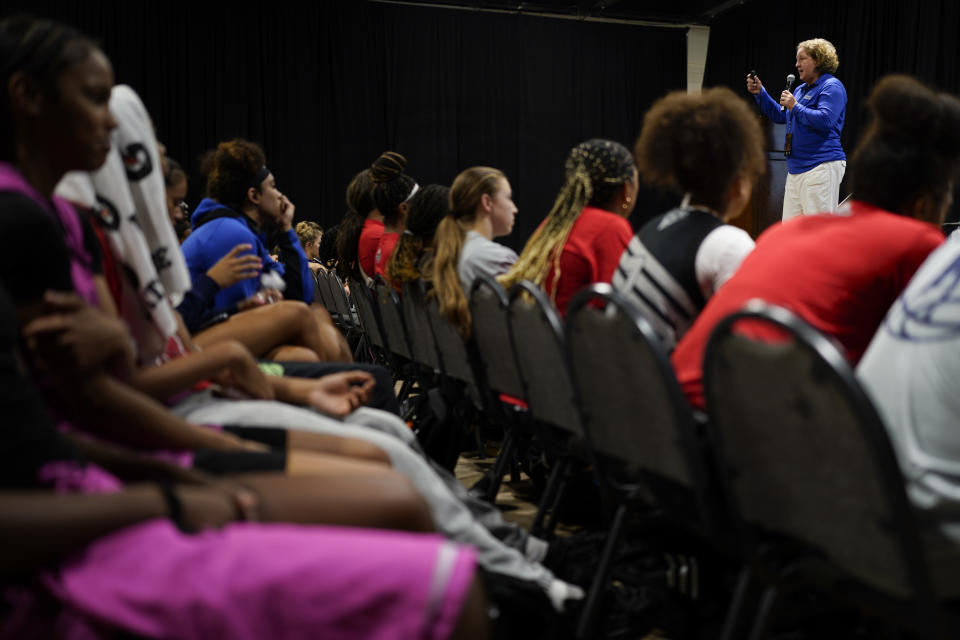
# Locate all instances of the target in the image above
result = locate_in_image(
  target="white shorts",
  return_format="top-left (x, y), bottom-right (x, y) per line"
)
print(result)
top-left (782, 160), bottom-right (846, 221)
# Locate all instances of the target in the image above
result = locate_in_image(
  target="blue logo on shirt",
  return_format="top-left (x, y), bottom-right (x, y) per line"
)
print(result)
top-left (886, 253), bottom-right (960, 341)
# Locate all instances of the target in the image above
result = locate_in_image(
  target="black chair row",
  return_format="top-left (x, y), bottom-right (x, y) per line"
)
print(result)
top-left (324, 269), bottom-right (960, 638)
top-left (564, 287), bottom-right (960, 639)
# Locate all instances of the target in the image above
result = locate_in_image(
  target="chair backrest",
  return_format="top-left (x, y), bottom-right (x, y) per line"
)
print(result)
top-left (469, 276), bottom-right (526, 400)
top-left (703, 301), bottom-right (933, 600)
top-left (327, 272), bottom-right (355, 326)
top-left (311, 269), bottom-right (333, 313)
top-left (348, 276), bottom-right (387, 351)
top-left (374, 279), bottom-right (412, 361)
top-left (425, 293), bottom-right (477, 385)
top-left (507, 280), bottom-right (581, 436)
top-left (402, 281), bottom-right (441, 371)
top-left (566, 284), bottom-right (699, 490)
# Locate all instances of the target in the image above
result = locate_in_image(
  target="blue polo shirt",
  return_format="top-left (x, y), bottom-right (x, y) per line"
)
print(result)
top-left (754, 73), bottom-right (846, 174)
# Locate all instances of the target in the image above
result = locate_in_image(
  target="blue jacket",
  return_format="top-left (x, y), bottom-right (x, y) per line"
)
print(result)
top-left (754, 73), bottom-right (846, 174)
top-left (179, 198), bottom-right (313, 312)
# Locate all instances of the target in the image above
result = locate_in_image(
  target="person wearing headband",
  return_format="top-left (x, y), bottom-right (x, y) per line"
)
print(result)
top-left (180, 138), bottom-right (314, 310)
top-left (385, 184), bottom-right (451, 291)
top-left (369, 151), bottom-right (418, 280)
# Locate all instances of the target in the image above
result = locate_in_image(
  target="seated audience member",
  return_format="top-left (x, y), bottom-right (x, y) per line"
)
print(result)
top-left (613, 88), bottom-right (762, 349)
top-left (499, 139), bottom-right (637, 315)
top-left (295, 220), bottom-right (324, 273)
top-left (671, 75), bottom-right (954, 408)
top-left (317, 223), bottom-right (341, 273)
top-left (164, 156), bottom-right (189, 224)
top-left (180, 138), bottom-right (314, 308)
top-left (176, 141), bottom-right (353, 360)
top-left (371, 151), bottom-right (417, 278)
top-left (859, 235), bottom-right (960, 552)
top-left (386, 184), bottom-right (450, 290)
top-left (433, 167), bottom-right (518, 335)
top-left (336, 168), bottom-right (381, 283)
top-left (0, 282), bottom-right (490, 639)
top-left (853, 80), bottom-right (960, 542)
top-left (0, 14), bottom-right (580, 608)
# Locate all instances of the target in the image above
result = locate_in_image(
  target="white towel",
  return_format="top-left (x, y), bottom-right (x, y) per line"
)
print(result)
top-left (109, 85), bottom-right (192, 306)
top-left (54, 85), bottom-right (187, 360)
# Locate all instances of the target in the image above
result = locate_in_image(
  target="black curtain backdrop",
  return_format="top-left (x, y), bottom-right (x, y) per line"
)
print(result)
top-left (5, 1), bottom-right (686, 249)
top-left (703, 0), bottom-right (960, 202)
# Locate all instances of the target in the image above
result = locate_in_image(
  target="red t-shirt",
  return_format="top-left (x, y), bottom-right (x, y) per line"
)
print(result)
top-left (358, 218), bottom-right (384, 279)
top-left (670, 201), bottom-right (944, 408)
top-left (542, 206), bottom-right (633, 316)
top-left (374, 232), bottom-right (401, 278)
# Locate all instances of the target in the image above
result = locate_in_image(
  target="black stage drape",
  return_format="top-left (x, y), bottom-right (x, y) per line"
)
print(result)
top-left (703, 0), bottom-right (960, 202)
top-left (5, 1), bottom-right (686, 249)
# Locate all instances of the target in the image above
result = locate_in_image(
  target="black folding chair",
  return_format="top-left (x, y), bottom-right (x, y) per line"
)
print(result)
top-left (373, 278), bottom-right (417, 402)
top-left (703, 301), bottom-right (960, 639)
top-left (400, 280), bottom-right (474, 470)
top-left (566, 284), bottom-right (726, 639)
top-left (507, 280), bottom-right (584, 538)
top-left (348, 276), bottom-right (391, 367)
top-left (325, 272), bottom-right (359, 332)
top-left (469, 275), bottom-right (530, 502)
top-left (402, 280), bottom-right (442, 374)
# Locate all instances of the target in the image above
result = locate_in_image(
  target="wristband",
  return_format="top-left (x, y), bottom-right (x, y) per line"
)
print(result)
top-left (159, 482), bottom-right (187, 531)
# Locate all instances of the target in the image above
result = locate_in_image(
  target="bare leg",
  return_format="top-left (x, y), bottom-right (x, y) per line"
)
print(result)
top-left (310, 303), bottom-right (353, 362)
top-left (234, 465), bottom-right (435, 532)
top-left (194, 302), bottom-right (335, 360)
top-left (450, 575), bottom-right (492, 640)
top-left (265, 345), bottom-right (320, 362)
top-left (286, 429), bottom-right (391, 466)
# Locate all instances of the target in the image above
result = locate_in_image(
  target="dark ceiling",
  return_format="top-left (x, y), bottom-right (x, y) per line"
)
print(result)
top-left (373, 0), bottom-right (751, 24)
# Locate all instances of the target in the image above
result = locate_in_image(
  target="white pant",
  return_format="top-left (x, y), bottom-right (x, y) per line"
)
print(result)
top-left (782, 160), bottom-right (846, 221)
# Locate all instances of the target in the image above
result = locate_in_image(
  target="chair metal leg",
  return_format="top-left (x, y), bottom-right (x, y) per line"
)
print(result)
top-left (353, 334), bottom-right (369, 362)
top-left (747, 584), bottom-right (780, 640)
top-left (531, 456), bottom-right (568, 538)
top-left (472, 427), bottom-right (517, 504)
top-left (576, 502), bottom-right (628, 640)
top-left (395, 378), bottom-right (414, 407)
top-left (542, 464), bottom-right (572, 539)
top-left (720, 565), bottom-right (759, 640)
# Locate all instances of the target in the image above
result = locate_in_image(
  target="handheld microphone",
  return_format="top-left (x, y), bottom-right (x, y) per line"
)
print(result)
top-left (781, 73), bottom-right (796, 110)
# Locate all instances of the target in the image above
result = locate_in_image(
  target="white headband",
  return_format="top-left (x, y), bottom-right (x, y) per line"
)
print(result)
top-left (404, 182), bottom-right (420, 202)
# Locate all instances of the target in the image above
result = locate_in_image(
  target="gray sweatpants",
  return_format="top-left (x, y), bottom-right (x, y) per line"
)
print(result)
top-left (171, 391), bottom-right (554, 589)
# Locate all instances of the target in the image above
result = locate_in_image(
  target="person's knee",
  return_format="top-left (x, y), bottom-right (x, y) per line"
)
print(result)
top-left (379, 475), bottom-right (434, 532)
top-left (449, 573), bottom-right (491, 640)
top-left (339, 438), bottom-right (391, 466)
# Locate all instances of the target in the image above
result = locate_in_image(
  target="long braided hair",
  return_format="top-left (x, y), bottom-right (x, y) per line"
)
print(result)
top-left (499, 139), bottom-right (634, 297)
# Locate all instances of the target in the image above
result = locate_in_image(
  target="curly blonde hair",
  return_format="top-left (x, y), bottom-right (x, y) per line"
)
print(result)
top-left (295, 220), bottom-right (322, 246)
top-left (798, 38), bottom-right (839, 75)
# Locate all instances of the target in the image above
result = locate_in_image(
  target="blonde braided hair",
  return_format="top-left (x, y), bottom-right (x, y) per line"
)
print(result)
top-left (499, 139), bottom-right (635, 301)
